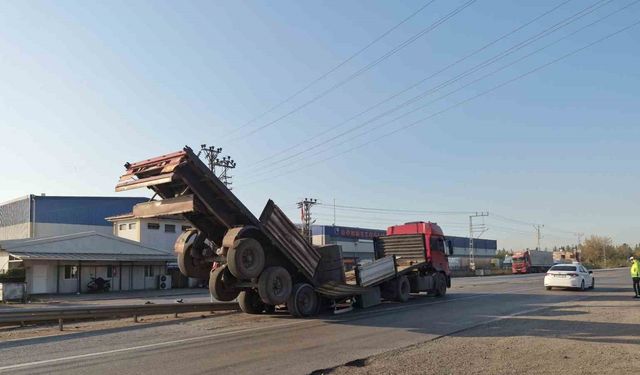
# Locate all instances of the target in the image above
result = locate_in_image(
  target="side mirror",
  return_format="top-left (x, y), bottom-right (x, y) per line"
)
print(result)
top-left (589, 270), bottom-right (593, 274)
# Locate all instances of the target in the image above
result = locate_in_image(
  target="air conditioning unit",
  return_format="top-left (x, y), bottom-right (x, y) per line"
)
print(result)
top-left (159, 274), bottom-right (172, 290)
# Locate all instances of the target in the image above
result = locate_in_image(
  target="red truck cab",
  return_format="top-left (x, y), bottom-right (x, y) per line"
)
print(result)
top-left (385, 221), bottom-right (452, 276)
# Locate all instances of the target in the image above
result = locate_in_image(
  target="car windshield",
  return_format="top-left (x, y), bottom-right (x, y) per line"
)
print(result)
top-left (550, 265), bottom-right (576, 272)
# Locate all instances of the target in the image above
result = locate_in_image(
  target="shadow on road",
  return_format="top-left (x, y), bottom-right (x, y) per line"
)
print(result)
top-left (321, 286), bottom-right (640, 346)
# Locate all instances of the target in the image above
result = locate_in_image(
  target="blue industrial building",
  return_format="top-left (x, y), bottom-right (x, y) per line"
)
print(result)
top-left (311, 224), bottom-right (497, 269)
top-left (0, 195), bottom-right (147, 241)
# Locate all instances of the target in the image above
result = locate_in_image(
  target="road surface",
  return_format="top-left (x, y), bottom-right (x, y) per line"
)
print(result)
top-left (0, 269), bottom-right (633, 374)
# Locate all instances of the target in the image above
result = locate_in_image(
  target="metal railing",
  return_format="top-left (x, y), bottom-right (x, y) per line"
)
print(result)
top-left (0, 302), bottom-right (239, 331)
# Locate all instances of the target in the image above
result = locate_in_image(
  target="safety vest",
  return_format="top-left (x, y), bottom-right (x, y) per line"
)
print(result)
top-left (631, 260), bottom-right (640, 278)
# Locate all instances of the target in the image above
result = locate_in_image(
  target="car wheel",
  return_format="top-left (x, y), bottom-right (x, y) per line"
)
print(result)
top-left (545, 286), bottom-right (552, 290)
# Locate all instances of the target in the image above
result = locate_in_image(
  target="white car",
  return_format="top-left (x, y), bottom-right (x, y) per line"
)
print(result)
top-left (544, 263), bottom-right (594, 291)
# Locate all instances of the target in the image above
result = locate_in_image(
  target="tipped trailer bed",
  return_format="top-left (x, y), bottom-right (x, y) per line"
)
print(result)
top-left (116, 147), bottom-right (326, 316)
top-left (115, 148), bottom-right (452, 317)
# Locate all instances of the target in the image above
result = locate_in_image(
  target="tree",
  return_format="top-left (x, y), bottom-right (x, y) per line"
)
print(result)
top-left (581, 235), bottom-right (613, 267)
top-left (495, 249), bottom-right (511, 261)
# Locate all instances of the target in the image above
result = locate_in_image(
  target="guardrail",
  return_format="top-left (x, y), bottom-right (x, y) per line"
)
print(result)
top-left (0, 302), bottom-right (239, 331)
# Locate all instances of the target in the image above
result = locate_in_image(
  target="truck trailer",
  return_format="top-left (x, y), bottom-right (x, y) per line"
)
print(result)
top-left (511, 250), bottom-right (554, 274)
top-left (115, 147), bottom-right (453, 317)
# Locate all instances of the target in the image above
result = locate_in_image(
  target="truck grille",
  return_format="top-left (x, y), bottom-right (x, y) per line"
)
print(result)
top-left (374, 234), bottom-right (426, 262)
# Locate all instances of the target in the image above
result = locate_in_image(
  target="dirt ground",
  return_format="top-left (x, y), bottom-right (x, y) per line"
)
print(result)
top-left (324, 293), bottom-right (640, 375)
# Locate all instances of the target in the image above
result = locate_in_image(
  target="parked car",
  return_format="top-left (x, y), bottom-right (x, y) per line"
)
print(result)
top-left (544, 263), bottom-right (594, 291)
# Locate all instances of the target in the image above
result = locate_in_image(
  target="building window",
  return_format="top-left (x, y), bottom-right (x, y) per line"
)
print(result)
top-left (165, 224), bottom-right (176, 233)
top-left (128, 223), bottom-right (136, 230)
top-left (144, 265), bottom-right (155, 277)
top-left (181, 225), bottom-right (192, 232)
top-left (64, 265), bottom-right (78, 279)
top-left (148, 223), bottom-right (160, 230)
top-left (106, 265), bottom-right (113, 278)
top-left (118, 224), bottom-right (127, 231)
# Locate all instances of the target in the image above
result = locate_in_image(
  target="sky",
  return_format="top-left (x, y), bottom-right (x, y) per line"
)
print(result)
top-left (1, 0), bottom-right (639, 250)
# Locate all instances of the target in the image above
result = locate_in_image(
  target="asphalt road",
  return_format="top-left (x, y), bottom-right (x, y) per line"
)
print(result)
top-left (0, 269), bottom-right (630, 375)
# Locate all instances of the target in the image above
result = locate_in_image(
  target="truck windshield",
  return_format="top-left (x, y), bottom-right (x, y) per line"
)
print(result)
top-left (512, 257), bottom-right (524, 262)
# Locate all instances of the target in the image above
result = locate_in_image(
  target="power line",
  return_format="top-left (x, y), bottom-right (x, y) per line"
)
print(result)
top-left (229, 0), bottom-right (477, 141)
top-left (244, 0), bottom-right (620, 178)
top-left (246, 0), bottom-right (574, 171)
top-left (221, 0), bottom-right (437, 140)
top-left (237, 15), bottom-right (640, 188)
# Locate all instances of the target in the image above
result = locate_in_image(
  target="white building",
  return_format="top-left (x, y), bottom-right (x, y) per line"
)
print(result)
top-left (0, 232), bottom-right (173, 294)
top-left (107, 213), bottom-right (192, 254)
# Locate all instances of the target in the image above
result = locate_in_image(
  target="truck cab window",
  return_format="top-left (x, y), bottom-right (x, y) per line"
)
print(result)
top-left (430, 237), bottom-right (445, 252)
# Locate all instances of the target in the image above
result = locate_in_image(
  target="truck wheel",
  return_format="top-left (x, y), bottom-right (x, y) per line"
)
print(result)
top-left (177, 243), bottom-right (211, 280)
top-left (228, 238), bottom-right (265, 280)
top-left (287, 283), bottom-right (319, 317)
top-left (264, 304), bottom-right (276, 314)
top-left (210, 265), bottom-right (240, 302)
top-left (258, 266), bottom-right (292, 305)
top-left (434, 273), bottom-right (447, 297)
top-left (238, 289), bottom-right (265, 314)
top-left (395, 275), bottom-right (410, 303)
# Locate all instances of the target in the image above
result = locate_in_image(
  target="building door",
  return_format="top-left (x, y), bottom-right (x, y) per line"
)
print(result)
top-left (31, 264), bottom-right (49, 294)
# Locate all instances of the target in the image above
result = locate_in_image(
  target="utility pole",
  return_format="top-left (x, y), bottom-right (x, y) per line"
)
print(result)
top-left (576, 232), bottom-right (584, 261)
top-left (534, 224), bottom-right (544, 251)
top-left (216, 156), bottom-right (237, 189)
top-left (333, 198), bottom-right (336, 226)
top-left (297, 198), bottom-right (317, 244)
top-left (469, 212), bottom-right (489, 271)
top-left (603, 244), bottom-right (607, 268)
top-left (197, 144), bottom-right (236, 189)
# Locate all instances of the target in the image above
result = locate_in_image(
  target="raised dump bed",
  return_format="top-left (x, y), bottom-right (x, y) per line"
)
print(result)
top-left (116, 147), bottom-right (322, 316)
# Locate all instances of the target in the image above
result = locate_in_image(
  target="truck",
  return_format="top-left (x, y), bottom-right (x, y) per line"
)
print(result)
top-left (115, 147), bottom-right (452, 317)
top-left (511, 250), bottom-right (554, 274)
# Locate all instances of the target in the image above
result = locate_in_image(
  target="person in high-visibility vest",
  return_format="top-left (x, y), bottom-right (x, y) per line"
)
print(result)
top-left (630, 256), bottom-right (640, 298)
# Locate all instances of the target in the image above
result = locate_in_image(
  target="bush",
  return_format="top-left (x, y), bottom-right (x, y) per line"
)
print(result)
top-left (0, 268), bottom-right (25, 282)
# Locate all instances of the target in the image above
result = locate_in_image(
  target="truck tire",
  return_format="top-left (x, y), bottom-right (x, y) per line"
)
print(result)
top-left (287, 283), bottom-right (319, 317)
top-left (177, 243), bottom-right (211, 280)
top-left (395, 275), bottom-right (410, 303)
top-left (258, 266), bottom-right (292, 305)
top-left (227, 238), bottom-right (265, 280)
top-left (209, 265), bottom-right (240, 302)
top-left (434, 273), bottom-right (447, 297)
top-left (238, 289), bottom-right (265, 314)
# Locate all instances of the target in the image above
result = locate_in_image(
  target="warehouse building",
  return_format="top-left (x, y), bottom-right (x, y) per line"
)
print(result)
top-left (0, 195), bottom-right (179, 294)
top-left (310, 224), bottom-right (497, 269)
top-left (0, 232), bottom-right (173, 294)
top-left (0, 194), bottom-right (148, 241)
top-left (107, 212), bottom-right (196, 288)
